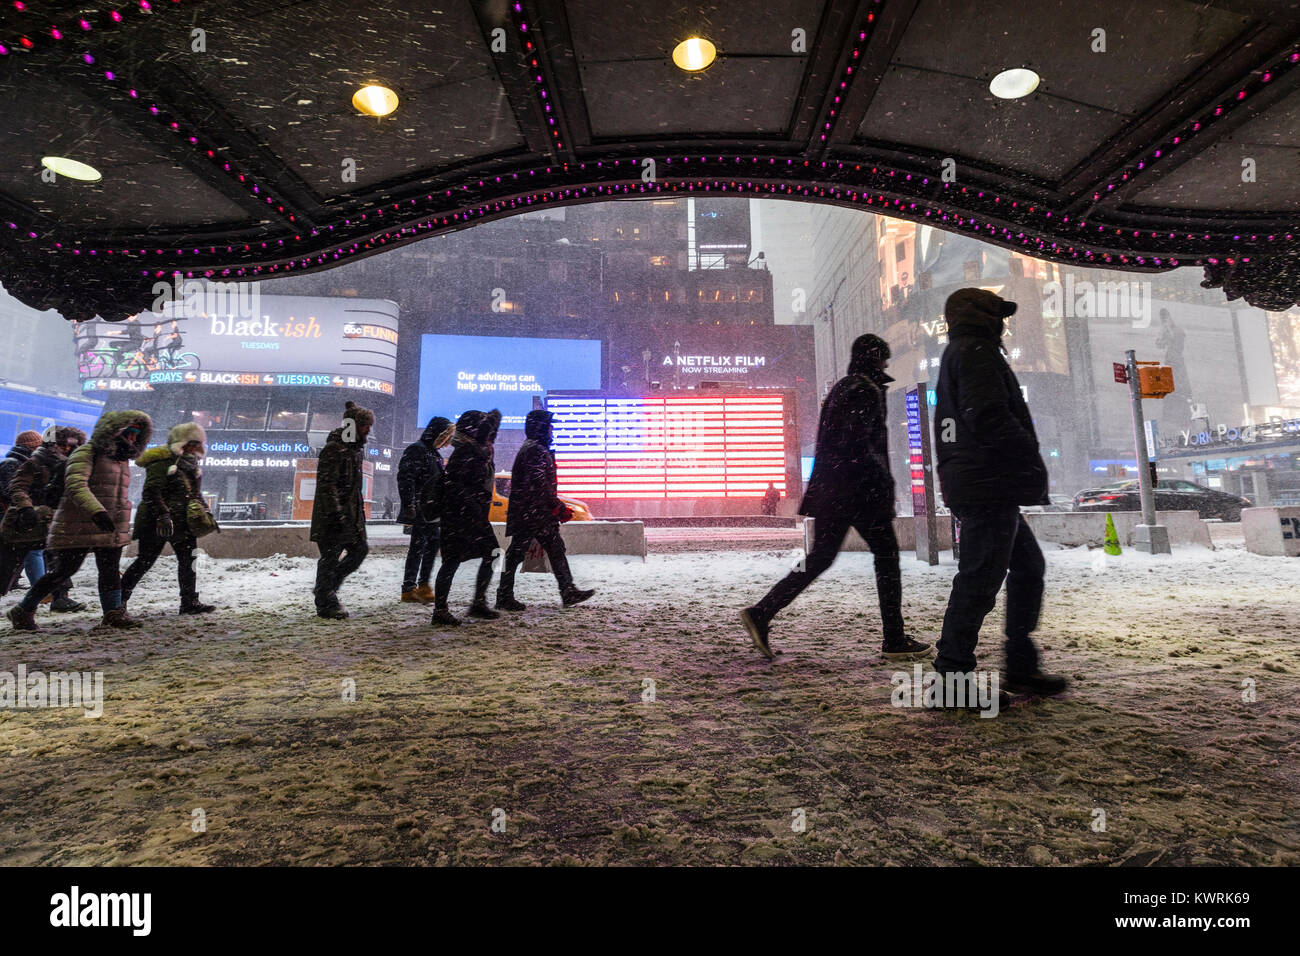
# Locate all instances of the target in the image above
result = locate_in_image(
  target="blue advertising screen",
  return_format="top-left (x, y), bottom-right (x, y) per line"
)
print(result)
top-left (418, 335), bottom-right (602, 429)
top-left (0, 386), bottom-right (104, 455)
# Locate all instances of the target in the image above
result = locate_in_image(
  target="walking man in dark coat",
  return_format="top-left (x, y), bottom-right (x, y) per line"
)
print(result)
top-left (933, 288), bottom-right (1066, 700)
top-left (495, 409), bottom-right (594, 611)
top-left (311, 401), bottom-right (373, 619)
top-left (741, 334), bottom-right (931, 662)
top-left (396, 415), bottom-right (453, 604)
top-left (431, 409), bottom-right (502, 626)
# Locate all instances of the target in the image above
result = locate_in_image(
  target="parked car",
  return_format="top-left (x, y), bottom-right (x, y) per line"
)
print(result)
top-left (1073, 479), bottom-right (1252, 521)
top-left (1022, 494), bottom-right (1075, 514)
top-left (490, 471), bottom-right (593, 524)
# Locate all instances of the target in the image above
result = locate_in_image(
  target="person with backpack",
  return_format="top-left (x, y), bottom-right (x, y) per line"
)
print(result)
top-left (431, 409), bottom-right (501, 626)
top-left (495, 409), bottom-right (594, 611)
top-left (0, 425), bottom-right (88, 612)
top-left (311, 401), bottom-right (374, 619)
top-left (396, 415), bottom-right (453, 605)
top-left (7, 410), bottom-right (153, 631)
top-left (119, 422), bottom-right (216, 615)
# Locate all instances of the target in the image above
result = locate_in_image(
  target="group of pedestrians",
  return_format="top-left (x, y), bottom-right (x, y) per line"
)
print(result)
top-left (742, 287), bottom-right (1067, 710)
top-left (5, 411), bottom-right (218, 632)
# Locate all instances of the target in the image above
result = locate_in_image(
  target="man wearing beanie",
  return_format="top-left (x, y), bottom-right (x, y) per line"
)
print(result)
top-left (741, 334), bottom-right (931, 662)
top-left (310, 401), bottom-right (374, 619)
top-left (932, 288), bottom-right (1066, 705)
top-left (396, 414), bottom-right (454, 603)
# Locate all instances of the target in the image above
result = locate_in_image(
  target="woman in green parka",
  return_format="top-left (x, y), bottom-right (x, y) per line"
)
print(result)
top-left (121, 422), bottom-right (215, 614)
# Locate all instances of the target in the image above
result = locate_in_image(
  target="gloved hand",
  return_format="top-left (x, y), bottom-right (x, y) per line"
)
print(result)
top-left (14, 507), bottom-right (38, 532)
top-left (557, 503), bottom-right (574, 523)
top-left (92, 511), bottom-right (115, 533)
top-left (156, 513), bottom-right (174, 540)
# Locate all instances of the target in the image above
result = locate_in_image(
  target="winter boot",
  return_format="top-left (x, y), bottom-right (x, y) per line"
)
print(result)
top-left (414, 583), bottom-right (436, 603)
top-left (51, 595), bottom-right (88, 613)
top-left (7, 605), bottom-right (39, 631)
top-left (316, 600), bottom-right (349, 620)
top-left (561, 587), bottom-right (595, 608)
top-left (1004, 670), bottom-right (1069, 697)
top-left (931, 673), bottom-right (1011, 714)
top-left (400, 589), bottom-right (424, 604)
top-left (739, 606), bottom-right (774, 661)
top-left (431, 604), bottom-right (461, 627)
top-left (495, 584), bottom-right (526, 612)
top-left (882, 635), bottom-right (934, 662)
top-left (180, 597), bottom-right (216, 615)
top-left (101, 608), bottom-right (144, 629)
top-left (467, 600), bottom-right (500, 620)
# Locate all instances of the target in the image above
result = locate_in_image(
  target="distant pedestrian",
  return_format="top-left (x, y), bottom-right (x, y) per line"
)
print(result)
top-left (396, 415), bottom-right (453, 604)
top-left (741, 335), bottom-right (931, 662)
top-left (760, 482), bottom-right (780, 516)
top-left (432, 409), bottom-right (502, 626)
top-left (495, 410), bottom-right (594, 611)
top-left (310, 401), bottom-right (373, 619)
top-left (382, 496), bottom-right (394, 520)
top-left (0, 430), bottom-right (47, 596)
top-left (932, 288), bottom-right (1066, 707)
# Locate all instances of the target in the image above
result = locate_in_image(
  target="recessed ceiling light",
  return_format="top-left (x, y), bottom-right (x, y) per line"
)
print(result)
top-left (352, 84), bottom-right (398, 117)
top-left (672, 36), bottom-right (716, 72)
top-left (989, 68), bottom-right (1040, 99)
top-left (40, 156), bottom-right (101, 182)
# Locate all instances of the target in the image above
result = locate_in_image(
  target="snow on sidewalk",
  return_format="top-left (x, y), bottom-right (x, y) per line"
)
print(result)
top-left (0, 537), bottom-right (1296, 865)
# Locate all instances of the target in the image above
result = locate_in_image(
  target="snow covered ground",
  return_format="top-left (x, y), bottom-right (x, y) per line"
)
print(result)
top-left (1, 532), bottom-right (1296, 866)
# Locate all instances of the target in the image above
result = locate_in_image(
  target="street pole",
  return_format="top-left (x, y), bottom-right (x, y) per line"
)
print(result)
top-left (1125, 349), bottom-right (1171, 554)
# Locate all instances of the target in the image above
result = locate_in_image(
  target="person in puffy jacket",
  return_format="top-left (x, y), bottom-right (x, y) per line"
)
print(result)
top-left (120, 421), bottom-right (215, 615)
top-left (932, 288), bottom-right (1065, 702)
top-left (7, 410), bottom-right (152, 631)
top-left (0, 425), bottom-right (87, 612)
top-left (311, 401), bottom-right (373, 619)
top-left (431, 409), bottom-right (501, 626)
top-left (495, 409), bottom-right (593, 611)
top-left (396, 415), bottom-right (453, 604)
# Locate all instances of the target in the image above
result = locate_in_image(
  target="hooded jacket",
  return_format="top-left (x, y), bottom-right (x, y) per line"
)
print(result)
top-left (310, 424), bottom-right (368, 544)
top-left (1, 444), bottom-right (70, 544)
top-left (46, 410), bottom-right (153, 550)
top-left (132, 422), bottom-right (207, 542)
top-left (799, 344), bottom-right (896, 522)
top-left (934, 289), bottom-right (1048, 509)
top-left (396, 416), bottom-right (451, 526)
top-left (506, 410), bottom-right (564, 538)
top-left (0, 443), bottom-right (35, 510)
top-left (439, 409), bottom-right (501, 561)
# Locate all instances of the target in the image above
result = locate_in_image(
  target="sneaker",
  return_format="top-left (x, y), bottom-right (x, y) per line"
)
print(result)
top-left (7, 605), bottom-right (38, 631)
top-left (882, 635), bottom-right (934, 661)
top-left (316, 605), bottom-right (349, 620)
top-left (1004, 671), bottom-right (1069, 696)
top-left (467, 601), bottom-right (500, 620)
top-left (413, 583), bottom-right (436, 603)
top-left (431, 606), bottom-right (460, 627)
top-left (496, 595), bottom-right (527, 612)
top-left (739, 607), bottom-right (774, 661)
top-left (400, 589), bottom-right (424, 604)
top-left (180, 600), bottom-right (215, 615)
top-left (101, 608), bottom-right (143, 629)
top-left (50, 596), bottom-right (88, 613)
top-left (561, 588), bottom-right (595, 608)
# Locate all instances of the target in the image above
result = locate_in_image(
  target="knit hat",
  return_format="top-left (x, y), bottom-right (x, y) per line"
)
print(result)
top-left (15, 430), bottom-right (42, 449)
top-left (343, 400), bottom-right (375, 428)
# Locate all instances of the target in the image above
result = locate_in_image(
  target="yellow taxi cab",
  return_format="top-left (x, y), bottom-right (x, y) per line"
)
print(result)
top-left (490, 471), bottom-right (594, 523)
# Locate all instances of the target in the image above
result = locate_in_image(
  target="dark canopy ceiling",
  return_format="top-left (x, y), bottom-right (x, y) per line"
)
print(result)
top-left (1, 0), bottom-right (1298, 321)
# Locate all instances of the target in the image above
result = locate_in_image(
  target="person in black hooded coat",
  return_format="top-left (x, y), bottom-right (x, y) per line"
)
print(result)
top-left (495, 409), bottom-right (594, 611)
top-left (932, 287), bottom-right (1065, 700)
top-left (396, 415), bottom-right (453, 603)
top-left (740, 334), bottom-right (931, 662)
top-left (431, 409), bottom-right (501, 625)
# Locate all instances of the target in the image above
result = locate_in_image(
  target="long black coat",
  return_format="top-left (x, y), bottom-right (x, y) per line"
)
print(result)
top-left (310, 427), bottom-right (367, 545)
top-left (799, 367), bottom-right (896, 523)
top-left (439, 439), bottom-right (496, 561)
top-left (934, 309), bottom-right (1048, 510)
top-left (506, 438), bottom-right (562, 538)
top-left (396, 436), bottom-right (444, 526)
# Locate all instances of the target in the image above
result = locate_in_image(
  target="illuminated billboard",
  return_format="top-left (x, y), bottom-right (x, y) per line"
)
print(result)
top-left (418, 334), bottom-right (603, 429)
top-left (547, 393), bottom-right (792, 499)
top-left (73, 294), bottom-right (398, 395)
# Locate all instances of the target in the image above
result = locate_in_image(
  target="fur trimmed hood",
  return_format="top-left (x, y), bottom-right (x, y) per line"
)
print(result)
top-left (90, 409), bottom-right (153, 459)
top-left (166, 421), bottom-right (206, 458)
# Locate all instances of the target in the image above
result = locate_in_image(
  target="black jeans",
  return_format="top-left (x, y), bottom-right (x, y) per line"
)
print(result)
top-left (121, 534), bottom-right (198, 603)
top-left (402, 522), bottom-right (440, 591)
top-left (434, 555), bottom-right (494, 607)
top-left (314, 537), bottom-right (370, 607)
top-left (19, 547), bottom-right (124, 614)
top-left (1, 545), bottom-right (73, 601)
top-left (935, 505), bottom-right (1044, 676)
top-left (498, 524), bottom-right (574, 598)
top-left (753, 511), bottom-right (905, 644)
